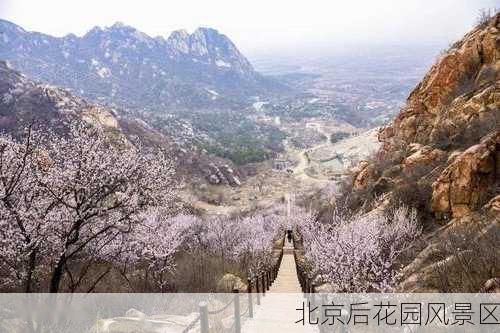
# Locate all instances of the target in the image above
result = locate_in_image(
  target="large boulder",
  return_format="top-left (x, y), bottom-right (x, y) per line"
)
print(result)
top-left (351, 161), bottom-right (373, 190)
top-left (125, 308), bottom-right (146, 320)
top-left (219, 164), bottom-right (241, 186)
top-left (431, 132), bottom-right (499, 219)
top-left (205, 163), bottom-right (241, 186)
top-left (216, 273), bottom-right (247, 292)
top-left (402, 145), bottom-right (446, 170)
top-left (481, 278), bottom-right (500, 293)
top-left (81, 107), bottom-right (119, 129)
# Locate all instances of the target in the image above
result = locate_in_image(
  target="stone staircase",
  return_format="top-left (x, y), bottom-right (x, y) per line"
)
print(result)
top-left (242, 238), bottom-right (317, 333)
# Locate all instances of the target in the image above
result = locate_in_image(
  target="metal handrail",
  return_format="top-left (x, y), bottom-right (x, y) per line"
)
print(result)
top-left (293, 230), bottom-right (314, 295)
top-left (207, 298), bottom-right (235, 315)
top-left (191, 232), bottom-right (286, 333)
top-left (181, 314), bottom-right (201, 333)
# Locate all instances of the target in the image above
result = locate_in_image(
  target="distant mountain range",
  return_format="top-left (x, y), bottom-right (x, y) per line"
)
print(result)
top-left (0, 59), bottom-right (253, 189)
top-left (0, 19), bottom-right (288, 111)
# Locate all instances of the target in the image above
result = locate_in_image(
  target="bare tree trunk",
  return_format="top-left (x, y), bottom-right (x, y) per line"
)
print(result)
top-left (49, 255), bottom-right (66, 293)
top-left (24, 250), bottom-right (37, 292)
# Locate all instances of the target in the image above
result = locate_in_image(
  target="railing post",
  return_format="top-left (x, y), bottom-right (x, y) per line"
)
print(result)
top-left (199, 302), bottom-right (209, 333)
top-left (309, 282), bottom-right (316, 304)
top-left (261, 273), bottom-right (266, 296)
top-left (233, 289), bottom-right (241, 333)
top-left (247, 278), bottom-right (253, 319)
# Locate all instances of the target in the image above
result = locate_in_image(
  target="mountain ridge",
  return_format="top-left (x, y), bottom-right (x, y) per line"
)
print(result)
top-left (0, 59), bottom-right (250, 190)
top-left (0, 19), bottom-right (288, 111)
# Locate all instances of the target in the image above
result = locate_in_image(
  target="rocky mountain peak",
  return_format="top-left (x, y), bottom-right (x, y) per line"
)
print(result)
top-left (83, 22), bottom-right (155, 47)
top-left (194, 27), bottom-right (218, 35)
top-left (167, 29), bottom-right (191, 54)
top-left (168, 29), bottom-right (190, 40)
top-left (191, 27), bottom-right (222, 48)
top-left (84, 25), bottom-right (104, 37)
top-left (165, 27), bottom-right (253, 74)
top-left (0, 19), bottom-right (25, 34)
top-left (0, 19), bottom-right (286, 111)
top-left (110, 21), bottom-right (128, 30)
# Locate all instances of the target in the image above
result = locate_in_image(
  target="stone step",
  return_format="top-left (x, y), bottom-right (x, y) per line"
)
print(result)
top-left (242, 249), bottom-right (313, 332)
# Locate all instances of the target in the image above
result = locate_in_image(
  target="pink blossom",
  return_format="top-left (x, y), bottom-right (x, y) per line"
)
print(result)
top-left (296, 205), bottom-right (420, 292)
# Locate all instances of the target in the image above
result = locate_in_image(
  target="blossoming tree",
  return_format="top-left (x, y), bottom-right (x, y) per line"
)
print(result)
top-left (0, 123), bottom-right (178, 292)
top-left (296, 205), bottom-right (421, 292)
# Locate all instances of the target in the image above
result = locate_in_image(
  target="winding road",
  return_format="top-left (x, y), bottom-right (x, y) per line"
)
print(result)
top-left (290, 122), bottom-right (333, 185)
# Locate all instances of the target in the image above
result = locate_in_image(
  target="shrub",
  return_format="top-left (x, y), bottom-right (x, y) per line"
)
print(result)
top-left (330, 131), bottom-right (351, 144)
top-left (432, 217), bottom-right (500, 292)
top-left (476, 8), bottom-right (498, 27)
top-left (389, 164), bottom-right (438, 228)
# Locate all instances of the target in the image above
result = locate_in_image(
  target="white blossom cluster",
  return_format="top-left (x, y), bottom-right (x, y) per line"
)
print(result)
top-left (293, 205), bottom-right (421, 292)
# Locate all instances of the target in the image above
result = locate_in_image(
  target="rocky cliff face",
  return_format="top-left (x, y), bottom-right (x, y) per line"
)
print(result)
top-left (431, 132), bottom-right (499, 219)
top-left (166, 27), bottom-right (254, 75)
top-left (349, 14), bottom-right (499, 292)
top-left (373, 14), bottom-right (500, 221)
top-left (0, 20), bottom-right (287, 111)
top-left (379, 15), bottom-right (499, 150)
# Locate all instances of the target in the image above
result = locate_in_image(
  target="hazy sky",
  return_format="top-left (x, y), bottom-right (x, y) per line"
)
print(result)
top-left (1, 0), bottom-right (498, 54)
